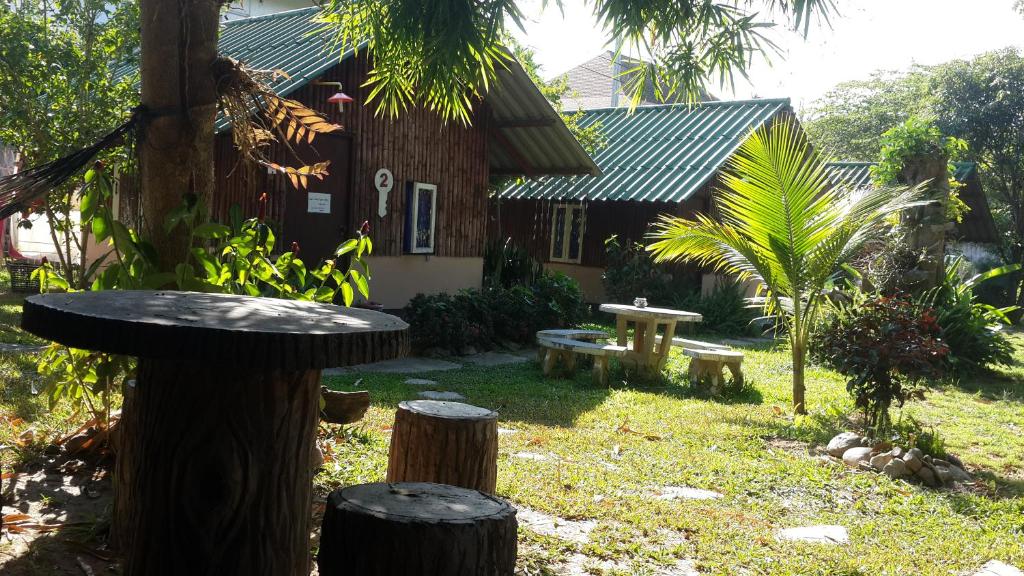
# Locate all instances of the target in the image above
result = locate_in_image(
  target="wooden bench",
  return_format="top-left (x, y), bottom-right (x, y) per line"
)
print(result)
top-left (682, 348), bottom-right (745, 393)
top-left (536, 329), bottom-right (610, 362)
top-left (537, 335), bottom-right (627, 386)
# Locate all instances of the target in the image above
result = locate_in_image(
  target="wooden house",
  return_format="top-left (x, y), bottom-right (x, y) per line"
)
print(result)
top-left (491, 98), bottom-right (794, 302)
top-left (117, 8), bottom-right (599, 308)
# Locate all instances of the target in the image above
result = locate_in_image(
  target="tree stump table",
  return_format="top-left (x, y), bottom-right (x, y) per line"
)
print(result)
top-left (319, 482), bottom-right (517, 575)
top-left (20, 291), bottom-right (408, 576)
top-left (386, 400), bottom-right (499, 493)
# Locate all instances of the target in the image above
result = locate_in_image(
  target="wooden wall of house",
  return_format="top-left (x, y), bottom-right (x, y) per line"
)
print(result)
top-left (211, 56), bottom-right (492, 257)
top-left (491, 180), bottom-right (713, 268)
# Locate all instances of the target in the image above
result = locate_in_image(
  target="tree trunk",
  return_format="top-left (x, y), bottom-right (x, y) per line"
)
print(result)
top-left (318, 482), bottom-right (518, 576)
top-left (139, 0), bottom-right (220, 267)
top-left (114, 359), bottom-right (320, 575)
top-left (386, 400), bottom-right (499, 494)
top-left (899, 154), bottom-right (951, 292)
top-left (792, 340), bottom-right (806, 415)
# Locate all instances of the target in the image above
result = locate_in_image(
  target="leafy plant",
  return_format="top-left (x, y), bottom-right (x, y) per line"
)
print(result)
top-left (602, 235), bottom-right (678, 305)
top-left (483, 237), bottom-right (542, 289)
top-left (814, 293), bottom-right (949, 437)
top-left (405, 272), bottom-right (588, 354)
top-left (670, 280), bottom-right (758, 337)
top-left (648, 120), bottom-right (923, 414)
top-left (915, 257), bottom-right (1019, 372)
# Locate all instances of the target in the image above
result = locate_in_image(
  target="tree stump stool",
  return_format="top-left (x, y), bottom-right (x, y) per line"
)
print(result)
top-left (318, 482), bottom-right (517, 576)
top-left (20, 291), bottom-right (408, 576)
top-left (387, 400), bottom-right (499, 493)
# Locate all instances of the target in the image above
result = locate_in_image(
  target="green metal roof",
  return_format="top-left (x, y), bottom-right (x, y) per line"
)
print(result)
top-left (497, 98), bottom-right (791, 203)
top-left (824, 161), bottom-right (978, 188)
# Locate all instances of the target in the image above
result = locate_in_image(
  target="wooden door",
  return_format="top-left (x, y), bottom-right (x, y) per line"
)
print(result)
top-left (283, 134), bottom-right (353, 264)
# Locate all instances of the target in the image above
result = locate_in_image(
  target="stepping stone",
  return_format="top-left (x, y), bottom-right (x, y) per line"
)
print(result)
top-left (511, 452), bottom-right (550, 462)
top-left (497, 427), bottom-right (518, 435)
top-left (654, 486), bottom-right (723, 501)
top-left (975, 561), bottom-right (1024, 576)
top-left (417, 391), bottom-right (465, 401)
top-left (404, 378), bottom-right (438, 386)
top-left (515, 507), bottom-right (596, 545)
top-left (461, 351), bottom-right (529, 367)
top-left (0, 343), bottom-right (46, 354)
top-left (324, 357), bottom-right (461, 375)
top-left (777, 525), bottom-right (849, 544)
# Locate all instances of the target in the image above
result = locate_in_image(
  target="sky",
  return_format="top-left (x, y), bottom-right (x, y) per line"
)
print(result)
top-left (509, 0), bottom-right (1024, 111)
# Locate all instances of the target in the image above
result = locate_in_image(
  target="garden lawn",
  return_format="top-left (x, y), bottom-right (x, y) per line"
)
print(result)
top-left (318, 337), bottom-right (1024, 576)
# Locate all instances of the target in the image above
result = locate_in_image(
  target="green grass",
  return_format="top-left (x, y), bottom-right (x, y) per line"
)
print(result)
top-left (317, 338), bottom-right (1024, 575)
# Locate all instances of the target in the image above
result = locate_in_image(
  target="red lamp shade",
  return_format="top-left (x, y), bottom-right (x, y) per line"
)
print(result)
top-left (327, 92), bottom-right (354, 104)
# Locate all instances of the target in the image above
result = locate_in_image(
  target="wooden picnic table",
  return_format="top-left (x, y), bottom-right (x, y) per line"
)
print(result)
top-left (21, 291), bottom-right (409, 576)
top-left (599, 303), bottom-right (702, 373)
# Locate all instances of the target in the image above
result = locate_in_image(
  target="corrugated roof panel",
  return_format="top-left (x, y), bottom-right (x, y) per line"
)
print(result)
top-left (824, 161), bottom-right (978, 189)
top-left (499, 98), bottom-right (789, 203)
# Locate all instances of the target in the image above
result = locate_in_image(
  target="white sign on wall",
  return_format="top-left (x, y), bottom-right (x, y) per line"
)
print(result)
top-left (375, 168), bottom-right (394, 218)
top-left (307, 192), bottom-right (331, 214)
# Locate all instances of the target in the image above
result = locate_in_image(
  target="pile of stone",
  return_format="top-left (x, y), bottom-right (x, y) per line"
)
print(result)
top-left (825, 432), bottom-right (972, 488)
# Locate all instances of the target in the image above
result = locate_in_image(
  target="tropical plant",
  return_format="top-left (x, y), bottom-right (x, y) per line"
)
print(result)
top-left (315, 0), bottom-right (835, 122)
top-left (671, 280), bottom-right (758, 337)
top-left (814, 292), bottom-right (949, 437)
top-left (648, 120), bottom-right (923, 414)
top-left (483, 237), bottom-right (543, 289)
top-left (916, 257), bottom-right (1018, 372)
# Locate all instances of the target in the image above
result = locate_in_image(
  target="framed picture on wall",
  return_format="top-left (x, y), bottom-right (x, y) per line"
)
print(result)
top-left (404, 182), bottom-right (437, 254)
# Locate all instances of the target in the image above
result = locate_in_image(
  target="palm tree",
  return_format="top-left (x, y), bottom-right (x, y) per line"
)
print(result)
top-left (647, 120), bottom-right (922, 414)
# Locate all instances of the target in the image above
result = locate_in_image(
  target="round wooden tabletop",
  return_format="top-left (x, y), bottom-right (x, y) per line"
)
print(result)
top-left (22, 291), bottom-right (409, 370)
top-left (598, 303), bottom-right (702, 322)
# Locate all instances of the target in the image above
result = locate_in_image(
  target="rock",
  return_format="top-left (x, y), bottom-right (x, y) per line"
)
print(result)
top-left (973, 560), bottom-right (1024, 576)
top-left (404, 378), bottom-right (438, 386)
top-left (311, 445), bottom-right (324, 470)
top-left (934, 462), bottom-right (972, 485)
top-left (882, 458), bottom-right (908, 479)
top-left (946, 453), bottom-right (965, 468)
top-left (842, 446), bottom-right (873, 467)
top-left (870, 452), bottom-right (893, 471)
top-left (654, 486), bottom-right (724, 501)
top-left (902, 451), bottom-right (923, 473)
top-left (916, 465), bottom-right (941, 488)
top-left (459, 345), bottom-right (478, 356)
top-left (418, 391), bottom-right (466, 401)
top-left (826, 432), bottom-right (865, 458)
top-left (777, 525), bottom-right (849, 544)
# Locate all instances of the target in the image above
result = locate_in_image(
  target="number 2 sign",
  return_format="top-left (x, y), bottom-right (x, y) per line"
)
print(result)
top-left (375, 168), bottom-right (394, 218)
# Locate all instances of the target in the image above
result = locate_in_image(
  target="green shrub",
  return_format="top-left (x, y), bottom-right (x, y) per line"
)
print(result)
top-left (671, 281), bottom-right (758, 337)
top-left (602, 235), bottom-right (677, 304)
top-left (814, 292), bottom-right (949, 437)
top-left (483, 238), bottom-right (542, 289)
top-left (916, 257), bottom-right (1018, 373)
top-left (405, 272), bottom-right (589, 354)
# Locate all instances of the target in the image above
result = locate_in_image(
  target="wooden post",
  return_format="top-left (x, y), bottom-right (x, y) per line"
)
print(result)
top-left (387, 400), bottom-right (499, 493)
top-left (318, 482), bottom-right (518, 576)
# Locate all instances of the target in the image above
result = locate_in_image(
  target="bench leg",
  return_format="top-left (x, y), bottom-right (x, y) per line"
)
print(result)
top-left (542, 349), bottom-right (558, 376)
top-left (564, 351), bottom-right (577, 373)
top-left (688, 359), bottom-right (725, 394)
top-left (725, 361), bottom-right (744, 387)
top-left (591, 356), bottom-right (609, 386)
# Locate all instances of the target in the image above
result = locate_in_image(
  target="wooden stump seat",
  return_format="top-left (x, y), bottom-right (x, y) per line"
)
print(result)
top-left (537, 335), bottom-right (627, 386)
top-left (319, 482), bottom-right (518, 576)
top-left (386, 400), bottom-right (499, 493)
top-left (682, 347), bottom-right (745, 393)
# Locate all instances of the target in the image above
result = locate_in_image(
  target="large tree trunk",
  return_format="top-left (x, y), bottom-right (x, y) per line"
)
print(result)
top-left (139, 0), bottom-right (220, 267)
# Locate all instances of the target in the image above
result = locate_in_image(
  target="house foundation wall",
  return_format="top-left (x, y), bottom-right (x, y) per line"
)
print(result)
top-left (366, 255), bottom-right (483, 310)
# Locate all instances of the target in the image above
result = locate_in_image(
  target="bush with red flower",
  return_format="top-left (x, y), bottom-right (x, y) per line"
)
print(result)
top-left (813, 293), bottom-right (949, 437)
